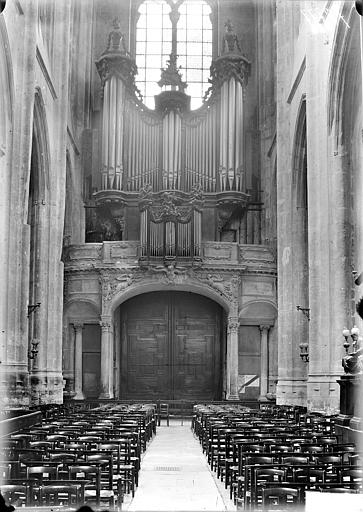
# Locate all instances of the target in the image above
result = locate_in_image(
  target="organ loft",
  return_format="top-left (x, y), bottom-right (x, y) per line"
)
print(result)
top-left (0, 0), bottom-right (362, 445)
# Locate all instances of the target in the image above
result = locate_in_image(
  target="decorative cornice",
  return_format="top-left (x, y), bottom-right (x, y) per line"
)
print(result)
top-left (96, 53), bottom-right (141, 100)
top-left (204, 54), bottom-right (251, 102)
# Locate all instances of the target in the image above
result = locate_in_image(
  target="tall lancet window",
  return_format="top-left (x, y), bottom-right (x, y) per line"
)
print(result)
top-left (135, 0), bottom-right (213, 110)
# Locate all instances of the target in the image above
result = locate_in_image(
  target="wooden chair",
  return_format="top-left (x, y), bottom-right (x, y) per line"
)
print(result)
top-left (261, 486), bottom-right (302, 508)
top-left (0, 484), bottom-right (29, 507)
top-left (158, 402), bottom-right (170, 426)
top-left (26, 464), bottom-right (59, 485)
top-left (40, 484), bottom-right (82, 507)
top-left (248, 467), bottom-right (287, 509)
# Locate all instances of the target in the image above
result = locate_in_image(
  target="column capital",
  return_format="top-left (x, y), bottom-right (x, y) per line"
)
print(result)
top-left (73, 322), bottom-right (84, 332)
top-left (228, 316), bottom-right (240, 333)
top-left (100, 316), bottom-right (112, 330)
top-left (259, 324), bottom-right (271, 333)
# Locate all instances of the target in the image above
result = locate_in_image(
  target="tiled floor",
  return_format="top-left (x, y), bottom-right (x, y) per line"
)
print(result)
top-left (124, 419), bottom-right (236, 511)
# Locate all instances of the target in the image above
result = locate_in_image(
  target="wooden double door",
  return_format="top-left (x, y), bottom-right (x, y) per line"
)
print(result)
top-left (120, 291), bottom-right (223, 400)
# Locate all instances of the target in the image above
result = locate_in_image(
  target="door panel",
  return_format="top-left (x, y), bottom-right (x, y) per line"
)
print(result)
top-left (120, 292), bottom-right (221, 400)
top-left (121, 294), bottom-right (169, 398)
top-left (238, 326), bottom-right (261, 399)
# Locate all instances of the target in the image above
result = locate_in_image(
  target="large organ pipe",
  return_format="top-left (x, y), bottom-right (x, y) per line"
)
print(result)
top-left (136, 110), bottom-right (140, 189)
top-left (228, 77), bottom-right (235, 183)
top-left (174, 113), bottom-right (179, 189)
top-left (162, 115), bottom-right (168, 189)
top-left (145, 122), bottom-right (150, 185)
top-left (108, 78), bottom-right (115, 187)
top-left (117, 81), bottom-right (124, 190)
top-left (202, 120), bottom-right (206, 189)
top-left (177, 113), bottom-right (182, 189)
top-left (212, 104), bottom-right (217, 191)
top-left (235, 81), bottom-right (242, 190)
top-left (140, 210), bottom-right (147, 256)
top-left (126, 110), bottom-right (132, 190)
top-left (137, 113), bottom-right (141, 190)
top-left (220, 81), bottom-right (228, 190)
top-left (102, 81), bottom-right (109, 189)
top-left (207, 115), bottom-right (211, 191)
top-left (132, 108), bottom-right (136, 188)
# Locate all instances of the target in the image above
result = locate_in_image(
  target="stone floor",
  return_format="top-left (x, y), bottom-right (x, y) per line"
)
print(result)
top-left (123, 419), bottom-right (236, 511)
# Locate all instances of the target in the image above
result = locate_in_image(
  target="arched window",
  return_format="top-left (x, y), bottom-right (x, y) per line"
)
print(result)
top-left (136, 1), bottom-right (172, 108)
top-left (135, 0), bottom-right (213, 110)
top-left (177, 0), bottom-right (212, 109)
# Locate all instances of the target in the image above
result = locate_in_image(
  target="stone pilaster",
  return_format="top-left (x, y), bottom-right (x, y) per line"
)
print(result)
top-left (99, 316), bottom-right (113, 399)
top-left (226, 315), bottom-right (239, 400)
top-left (73, 323), bottom-right (84, 400)
top-left (259, 324), bottom-right (270, 400)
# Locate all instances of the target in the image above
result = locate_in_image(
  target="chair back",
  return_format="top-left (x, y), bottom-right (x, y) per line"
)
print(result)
top-left (262, 486), bottom-right (302, 507)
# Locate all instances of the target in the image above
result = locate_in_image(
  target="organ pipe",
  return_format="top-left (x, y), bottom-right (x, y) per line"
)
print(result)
top-left (99, 63), bottom-right (246, 195)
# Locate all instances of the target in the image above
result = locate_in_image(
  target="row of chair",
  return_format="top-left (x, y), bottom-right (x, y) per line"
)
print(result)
top-left (1, 402), bottom-right (157, 510)
top-left (192, 403), bottom-right (362, 509)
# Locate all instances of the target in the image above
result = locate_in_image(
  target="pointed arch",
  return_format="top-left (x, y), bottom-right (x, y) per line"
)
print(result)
top-left (0, 17), bottom-right (13, 152)
top-left (327, 3), bottom-right (357, 143)
top-left (32, 88), bottom-right (50, 199)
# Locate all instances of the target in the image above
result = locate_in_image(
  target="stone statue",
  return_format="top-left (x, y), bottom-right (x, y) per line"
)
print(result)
top-left (222, 19), bottom-right (241, 53)
top-left (342, 347), bottom-right (363, 374)
top-left (106, 18), bottom-right (128, 54)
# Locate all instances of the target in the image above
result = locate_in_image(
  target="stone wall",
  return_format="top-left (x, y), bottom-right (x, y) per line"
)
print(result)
top-left (0, 0), bottom-right (93, 408)
top-left (276, 1), bottom-right (362, 413)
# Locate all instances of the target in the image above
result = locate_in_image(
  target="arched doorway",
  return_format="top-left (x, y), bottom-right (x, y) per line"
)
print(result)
top-left (117, 291), bottom-right (224, 400)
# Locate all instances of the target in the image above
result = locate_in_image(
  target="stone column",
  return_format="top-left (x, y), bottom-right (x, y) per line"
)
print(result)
top-left (99, 316), bottom-right (113, 399)
top-left (73, 323), bottom-right (84, 400)
top-left (259, 324), bottom-right (270, 401)
top-left (226, 315), bottom-right (240, 400)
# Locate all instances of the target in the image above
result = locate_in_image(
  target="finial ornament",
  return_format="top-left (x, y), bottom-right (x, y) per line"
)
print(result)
top-left (158, 52), bottom-right (187, 91)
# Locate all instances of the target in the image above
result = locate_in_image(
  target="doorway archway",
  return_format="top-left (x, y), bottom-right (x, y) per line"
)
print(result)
top-left (117, 291), bottom-right (224, 400)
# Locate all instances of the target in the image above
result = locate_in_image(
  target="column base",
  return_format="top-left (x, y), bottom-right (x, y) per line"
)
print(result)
top-left (73, 392), bottom-right (85, 401)
top-left (98, 393), bottom-right (112, 400)
top-left (226, 394), bottom-right (239, 400)
top-left (258, 395), bottom-right (270, 402)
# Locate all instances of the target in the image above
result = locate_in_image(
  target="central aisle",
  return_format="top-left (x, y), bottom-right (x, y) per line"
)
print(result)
top-left (125, 420), bottom-right (236, 511)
